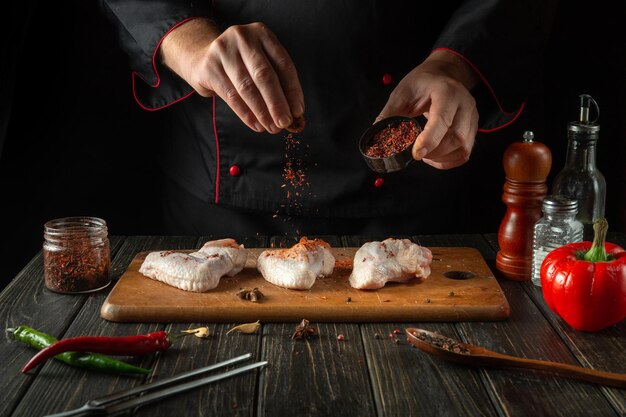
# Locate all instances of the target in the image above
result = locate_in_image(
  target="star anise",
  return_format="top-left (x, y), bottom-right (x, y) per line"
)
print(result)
top-left (236, 288), bottom-right (264, 303)
top-left (292, 319), bottom-right (316, 340)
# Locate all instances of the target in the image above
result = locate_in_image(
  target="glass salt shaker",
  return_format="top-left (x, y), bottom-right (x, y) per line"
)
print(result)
top-left (43, 217), bottom-right (111, 293)
top-left (531, 196), bottom-right (583, 286)
top-left (551, 94), bottom-right (606, 240)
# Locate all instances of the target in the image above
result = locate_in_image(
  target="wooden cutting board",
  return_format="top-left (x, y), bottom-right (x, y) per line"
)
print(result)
top-left (100, 247), bottom-right (510, 323)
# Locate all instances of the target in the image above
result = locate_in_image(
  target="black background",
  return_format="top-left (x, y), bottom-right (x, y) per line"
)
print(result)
top-left (1, 1), bottom-right (625, 290)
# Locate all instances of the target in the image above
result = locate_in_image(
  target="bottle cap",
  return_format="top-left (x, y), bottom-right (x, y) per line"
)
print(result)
top-left (568, 94), bottom-right (600, 136)
top-left (542, 195), bottom-right (578, 215)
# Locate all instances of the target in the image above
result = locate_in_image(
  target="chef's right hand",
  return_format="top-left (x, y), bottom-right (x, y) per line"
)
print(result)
top-left (160, 18), bottom-right (304, 134)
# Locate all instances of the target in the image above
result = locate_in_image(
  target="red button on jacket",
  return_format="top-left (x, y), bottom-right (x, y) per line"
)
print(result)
top-left (374, 177), bottom-right (384, 187)
top-left (382, 73), bottom-right (393, 85)
top-left (229, 165), bottom-right (241, 176)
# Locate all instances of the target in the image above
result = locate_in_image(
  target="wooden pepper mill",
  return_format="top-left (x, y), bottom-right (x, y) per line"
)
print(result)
top-left (496, 131), bottom-right (552, 280)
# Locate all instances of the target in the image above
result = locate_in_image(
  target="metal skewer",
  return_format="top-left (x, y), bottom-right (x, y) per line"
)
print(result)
top-left (44, 353), bottom-right (265, 417)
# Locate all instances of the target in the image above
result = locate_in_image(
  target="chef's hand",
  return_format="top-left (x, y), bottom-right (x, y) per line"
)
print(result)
top-left (375, 50), bottom-right (480, 170)
top-left (160, 18), bottom-right (304, 134)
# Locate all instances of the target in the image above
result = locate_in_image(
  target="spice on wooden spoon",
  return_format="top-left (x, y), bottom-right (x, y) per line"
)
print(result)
top-left (405, 328), bottom-right (626, 388)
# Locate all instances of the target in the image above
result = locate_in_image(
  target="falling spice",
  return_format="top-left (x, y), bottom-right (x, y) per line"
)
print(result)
top-left (292, 319), bottom-right (316, 340)
top-left (227, 320), bottom-right (261, 335)
top-left (411, 330), bottom-right (471, 355)
top-left (364, 120), bottom-right (420, 158)
top-left (237, 288), bottom-right (264, 303)
top-left (274, 126), bottom-right (314, 225)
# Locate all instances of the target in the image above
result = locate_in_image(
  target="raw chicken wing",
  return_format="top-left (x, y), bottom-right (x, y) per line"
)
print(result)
top-left (257, 237), bottom-right (335, 290)
top-left (349, 238), bottom-right (432, 290)
top-left (139, 239), bottom-right (248, 292)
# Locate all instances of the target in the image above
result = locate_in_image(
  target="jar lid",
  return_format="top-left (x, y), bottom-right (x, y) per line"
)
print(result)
top-left (542, 195), bottom-right (578, 214)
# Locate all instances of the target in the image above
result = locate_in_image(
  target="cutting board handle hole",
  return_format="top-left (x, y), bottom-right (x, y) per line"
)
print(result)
top-left (443, 271), bottom-right (476, 280)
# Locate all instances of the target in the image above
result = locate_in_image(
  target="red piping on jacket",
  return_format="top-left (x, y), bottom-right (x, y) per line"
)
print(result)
top-left (431, 47), bottom-right (524, 133)
top-left (211, 0), bottom-right (220, 204)
top-left (131, 16), bottom-right (200, 111)
top-left (129, 15), bottom-right (222, 204)
top-left (212, 96), bottom-right (221, 204)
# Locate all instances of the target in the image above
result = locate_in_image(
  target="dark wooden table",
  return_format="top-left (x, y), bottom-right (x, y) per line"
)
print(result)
top-left (1, 234), bottom-right (624, 417)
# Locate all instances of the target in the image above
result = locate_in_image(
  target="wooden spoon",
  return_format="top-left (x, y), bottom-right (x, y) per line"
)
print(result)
top-left (405, 328), bottom-right (626, 389)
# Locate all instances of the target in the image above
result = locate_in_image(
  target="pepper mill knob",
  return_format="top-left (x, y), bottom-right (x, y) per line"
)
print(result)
top-left (496, 131), bottom-right (552, 280)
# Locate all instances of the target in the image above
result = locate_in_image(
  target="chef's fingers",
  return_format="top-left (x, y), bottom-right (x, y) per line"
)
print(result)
top-left (259, 27), bottom-right (305, 118)
top-left (423, 146), bottom-right (469, 170)
top-left (412, 92), bottom-right (457, 160)
top-left (420, 101), bottom-right (477, 161)
top-left (374, 89), bottom-right (428, 124)
top-left (211, 66), bottom-right (265, 133)
top-left (237, 23), bottom-right (294, 132)
top-left (222, 53), bottom-right (276, 133)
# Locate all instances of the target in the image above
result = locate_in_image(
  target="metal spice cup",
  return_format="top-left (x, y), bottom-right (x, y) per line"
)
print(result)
top-left (358, 116), bottom-right (424, 173)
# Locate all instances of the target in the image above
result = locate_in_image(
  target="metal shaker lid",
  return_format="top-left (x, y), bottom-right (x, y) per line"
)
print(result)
top-left (542, 195), bottom-right (578, 215)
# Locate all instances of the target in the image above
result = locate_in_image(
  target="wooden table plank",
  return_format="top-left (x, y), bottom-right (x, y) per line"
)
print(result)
top-left (259, 235), bottom-right (376, 417)
top-left (0, 235), bottom-right (124, 417)
top-left (419, 234), bottom-right (619, 417)
top-left (259, 322), bottom-right (376, 417)
top-left (344, 235), bottom-right (498, 417)
top-left (133, 236), bottom-right (268, 417)
top-left (362, 322), bottom-right (499, 417)
top-left (484, 232), bottom-right (626, 415)
top-left (10, 236), bottom-right (196, 417)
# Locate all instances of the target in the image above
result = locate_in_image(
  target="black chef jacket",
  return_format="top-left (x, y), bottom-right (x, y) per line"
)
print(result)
top-left (100, 0), bottom-right (556, 229)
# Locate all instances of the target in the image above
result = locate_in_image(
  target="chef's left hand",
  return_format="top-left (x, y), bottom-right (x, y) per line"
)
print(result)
top-left (375, 50), bottom-right (480, 170)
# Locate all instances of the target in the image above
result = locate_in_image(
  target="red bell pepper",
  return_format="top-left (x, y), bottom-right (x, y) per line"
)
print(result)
top-left (541, 218), bottom-right (626, 332)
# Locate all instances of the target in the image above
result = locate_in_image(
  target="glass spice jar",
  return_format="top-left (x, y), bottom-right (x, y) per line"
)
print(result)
top-left (43, 217), bottom-right (111, 294)
top-left (531, 196), bottom-right (583, 287)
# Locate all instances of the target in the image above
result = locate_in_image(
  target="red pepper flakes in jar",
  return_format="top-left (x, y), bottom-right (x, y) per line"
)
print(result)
top-left (364, 120), bottom-right (420, 158)
top-left (43, 217), bottom-right (111, 294)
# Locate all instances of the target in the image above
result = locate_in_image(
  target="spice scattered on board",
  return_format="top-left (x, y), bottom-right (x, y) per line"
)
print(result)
top-left (237, 288), bottom-right (264, 303)
top-left (364, 120), bottom-right (420, 158)
top-left (227, 320), bottom-right (261, 335)
top-left (411, 330), bottom-right (471, 355)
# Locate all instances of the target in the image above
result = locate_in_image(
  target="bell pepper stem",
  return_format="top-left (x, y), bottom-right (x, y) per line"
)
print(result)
top-left (583, 218), bottom-right (609, 262)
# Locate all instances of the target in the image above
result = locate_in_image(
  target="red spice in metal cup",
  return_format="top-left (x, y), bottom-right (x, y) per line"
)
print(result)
top-left (359, 116), bottom-right (423, 173)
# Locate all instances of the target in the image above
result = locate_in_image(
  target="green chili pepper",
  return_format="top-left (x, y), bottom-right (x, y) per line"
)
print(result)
top-left (7, 325), bottom-right (151, 375)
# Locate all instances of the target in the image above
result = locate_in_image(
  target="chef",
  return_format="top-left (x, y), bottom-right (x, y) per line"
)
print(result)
top-left (100, 1), bottom-right (557, 236)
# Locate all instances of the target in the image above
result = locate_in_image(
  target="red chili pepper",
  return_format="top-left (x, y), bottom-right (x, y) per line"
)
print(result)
top-left (540, 218), bottom-right (626, 332)
top-left (22, 331), bottom-right (174, 373)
